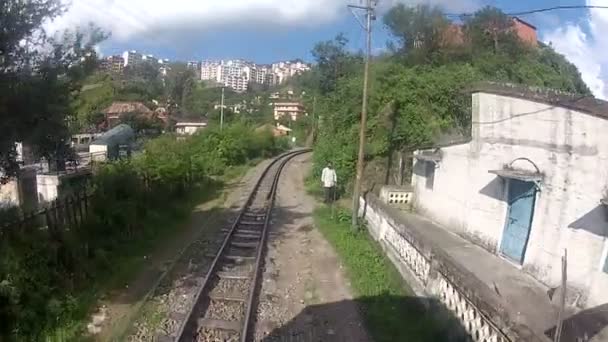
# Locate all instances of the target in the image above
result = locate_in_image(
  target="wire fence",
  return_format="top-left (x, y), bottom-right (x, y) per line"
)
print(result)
top-left (0, 191), bottom-right (92, 236)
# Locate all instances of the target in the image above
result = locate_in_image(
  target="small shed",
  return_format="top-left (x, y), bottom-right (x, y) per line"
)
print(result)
top-left (175, 117), bottom-right (208, 135)
top-left (89, 124), bottom-right (135, 161)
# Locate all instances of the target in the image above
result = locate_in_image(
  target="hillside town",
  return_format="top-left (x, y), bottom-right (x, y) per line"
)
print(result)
top-left (3, 2), bottom-right (608, 342)
top-left (101, 51), bottom-right (310, 92)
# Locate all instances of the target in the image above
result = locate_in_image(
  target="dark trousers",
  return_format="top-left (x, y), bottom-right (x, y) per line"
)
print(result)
top-left (324, 186), bottom-right (335, 203)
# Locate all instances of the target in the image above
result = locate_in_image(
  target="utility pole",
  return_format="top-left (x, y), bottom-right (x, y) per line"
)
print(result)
top-left (311, 96), bottom-right (317, 144)
top-left (220, 86), bottom-right (225, 130)
top-left (349, 0), bottom-right (376, 231)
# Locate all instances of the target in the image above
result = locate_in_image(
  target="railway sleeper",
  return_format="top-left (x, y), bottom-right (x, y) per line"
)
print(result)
top-left (234, 232), bottom-right (261, 239)
top-left (239, 220), bottom-right (266, 226)
top-left (197, 318), bottom-right (243, 332)
top-left (223, 254), bottom-right (255, 262)
top-left (208, 291), bottom-right (247, 302)
top-left (217, 271), bottom-right (251, 280)
top-left (231, 241), bottom-right (258, 248)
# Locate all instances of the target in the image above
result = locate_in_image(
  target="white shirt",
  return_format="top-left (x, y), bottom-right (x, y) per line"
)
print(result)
top-left (321, 167), bottom-right (337, 188)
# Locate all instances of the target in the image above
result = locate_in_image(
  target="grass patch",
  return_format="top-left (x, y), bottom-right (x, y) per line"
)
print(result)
top-left (313, 206), bottom-right (452, 342)
top-left (49, 166), bottom-right (252, 341)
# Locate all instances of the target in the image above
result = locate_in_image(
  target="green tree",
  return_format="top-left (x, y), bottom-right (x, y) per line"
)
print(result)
top-left (311, 33), bottom-right (362, 93)
top-left (304, 4), bottom-right (591, 192)
top-left (0, 0), bottom-right (106, 179)
top-left (383, 4), bottom-right (449, 63)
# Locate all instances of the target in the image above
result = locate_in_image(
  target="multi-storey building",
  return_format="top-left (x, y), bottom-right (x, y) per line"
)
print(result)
top-left (273, 101), bottom-right (307, 121)
top-left (122, 50), bottom-right (143, 68)
top-left (200, 61), bottom-right (220, 82)
top-left (224, 75), bottom-right (249, 93)
top-left (142, 54), bottom-right (158, 65)
top-left (100, 55), bottom-right (125, 73)
top-left (187, 61), bottom-right (201, 78)
top-left (197, 58), bottom-right (310, 91)
top-left (219, 60), bottom-right (251, 83)
top-left (271, 59), bottom-right (311, 85)
top-left (251, 65), bottom-right (271, 85)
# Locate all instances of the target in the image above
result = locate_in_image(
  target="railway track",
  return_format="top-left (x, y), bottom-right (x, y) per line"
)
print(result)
top-left (169, 149), bottom-right (309, 342)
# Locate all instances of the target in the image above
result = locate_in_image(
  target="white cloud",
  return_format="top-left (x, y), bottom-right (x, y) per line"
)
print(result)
top-left (45, 0), bottom-right (347, 43)
top-left (46, 0), bottom-right (480, 43)
top-left (543, 0), bottom-right (608, 99)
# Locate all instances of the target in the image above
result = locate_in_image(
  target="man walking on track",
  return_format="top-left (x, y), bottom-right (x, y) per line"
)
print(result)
top-left (321, 162), bottom-right (337, 204)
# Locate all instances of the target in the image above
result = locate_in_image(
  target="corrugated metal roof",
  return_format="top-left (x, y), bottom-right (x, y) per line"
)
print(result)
top-left (90, 124), bottom-right (135, 147)
top-left (103, 101), bottom-right (152, 114)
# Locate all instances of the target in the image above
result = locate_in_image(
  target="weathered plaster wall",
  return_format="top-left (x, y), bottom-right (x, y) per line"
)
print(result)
top-left (412, 92), bottom-right (608, 308)
top-left (0, 179), bottom-right (20, 208)
top-left (360, 194), bottom-right (549, 342)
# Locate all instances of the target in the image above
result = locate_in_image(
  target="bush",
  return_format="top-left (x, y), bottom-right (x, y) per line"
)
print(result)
top-left (0, 123), bottom-right (287, 340)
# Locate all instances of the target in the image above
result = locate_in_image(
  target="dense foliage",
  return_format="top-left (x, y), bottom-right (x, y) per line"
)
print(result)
top-left (0, 124), bottom-right (286, 340)
top-left (0, 0), bottom-right (105, 179)
top-left (294, 5), bottom-right (590, 192)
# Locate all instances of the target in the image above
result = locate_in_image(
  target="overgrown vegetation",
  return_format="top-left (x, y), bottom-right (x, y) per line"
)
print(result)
top-left (313, 207), bottom-right (453, 341)
top-left (0, 0), bottom-right (105, 180)
top-left (72, 60), bottom-right (279, 134)
top-left (293, 5), bottom-right (590, 192)
top-left (0, 124), bottom-right (287, 340)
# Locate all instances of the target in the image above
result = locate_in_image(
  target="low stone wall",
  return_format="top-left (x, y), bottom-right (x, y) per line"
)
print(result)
top-left (360, 194), bottom-right (551, 342)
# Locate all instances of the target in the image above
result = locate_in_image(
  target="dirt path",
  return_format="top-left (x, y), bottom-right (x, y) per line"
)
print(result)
top-left (90, 160), bottom-right (272, 341)
top-left (254, 153), bottom-right (371, 342)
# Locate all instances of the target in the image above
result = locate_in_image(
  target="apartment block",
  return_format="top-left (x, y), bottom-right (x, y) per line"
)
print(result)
top-left (122, 50), bottom-right (143, 67)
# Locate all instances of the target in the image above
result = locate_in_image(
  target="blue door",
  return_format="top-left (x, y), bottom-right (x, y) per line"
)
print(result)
top-left (500, 179), bottom-right (537, 264)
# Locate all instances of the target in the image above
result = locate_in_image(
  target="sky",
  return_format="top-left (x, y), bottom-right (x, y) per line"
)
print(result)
top-left (45, 0), bottom-right (608, 99)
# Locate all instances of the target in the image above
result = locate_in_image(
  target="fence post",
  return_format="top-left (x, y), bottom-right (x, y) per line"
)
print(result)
top-left (84, 193), bottom-right (89, 217)
top-left (45, 208), bottom-right (53, 232)
top-left (76, 192), bottom-right (83, 225)
top-left (64, 197), bottom-right (72, 229)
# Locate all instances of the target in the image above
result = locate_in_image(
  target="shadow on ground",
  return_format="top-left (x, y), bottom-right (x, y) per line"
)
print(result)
top-left (545, 303), bottom-right (608, 342)
top-left (260, 295), bottom-right (469, 342)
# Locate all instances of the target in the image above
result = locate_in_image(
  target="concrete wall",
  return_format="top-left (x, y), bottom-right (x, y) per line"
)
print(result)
top-left (360, 194), bottom-right (549, 342)
top-left (176, 125), bottom-right (205, 135)
top-left (89, 144), bottom-right (108, 162)
top-left (412, 92), bottom-right (608, 308)
top-left (1, 168), bottom-right (38, 210)
top-left (0, 180), bottom-right (20, 208)
top-left (37, 174), bottom-right (61, 204)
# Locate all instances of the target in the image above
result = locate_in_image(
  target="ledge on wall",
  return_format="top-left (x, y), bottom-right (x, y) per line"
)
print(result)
top-left (489, 169), bottom-right (543, 182)
top-left (414, 150), bottom-right (442, 163)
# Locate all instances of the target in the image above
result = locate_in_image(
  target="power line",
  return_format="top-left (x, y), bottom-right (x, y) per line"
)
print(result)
top-left (348, 0), bottom-right (376, 231)
top-left (446, 5), bottom-right (608, 18)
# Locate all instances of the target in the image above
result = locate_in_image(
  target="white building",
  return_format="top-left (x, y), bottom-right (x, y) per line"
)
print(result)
top-left (224, 75), bottom-right (248, 93)
top-left (122, 50), bottom-right (143, 67)
top-left (411, 82), bottom-right (608, 309)
top-left (201, 61), bottom-right (220, 81)
top-left (198, 58), bottom-right (310, 90)
top-left (142, 54), bottom-right (157, 65)
top-left (273, 101), bottom-right (307, 121)
top-left (271, 60), bottom-right (310, 85)
top-left (175, 118), bottom-right (208, 135)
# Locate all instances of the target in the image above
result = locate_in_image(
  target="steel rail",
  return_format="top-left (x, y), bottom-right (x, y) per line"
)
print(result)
top-left (174, 149), bottom-right (311, 342)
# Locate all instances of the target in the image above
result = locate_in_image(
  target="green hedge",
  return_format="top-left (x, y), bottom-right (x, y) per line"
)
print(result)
top-left (0, 123), bottom-right (286, 340)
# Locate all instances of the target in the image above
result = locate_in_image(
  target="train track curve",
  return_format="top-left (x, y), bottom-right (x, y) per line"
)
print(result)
top-left (171, 149), bottom-right (310, 342)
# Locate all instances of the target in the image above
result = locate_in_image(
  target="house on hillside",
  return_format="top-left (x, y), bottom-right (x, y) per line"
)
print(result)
top-left (410, 82), bottom-right (608, 309)
top-left (102, 101), bottom-right (153, 128)
top-left (432, 16), bottom-right (538, 48)
top-left (273, 101), bottom-right (307, 121)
